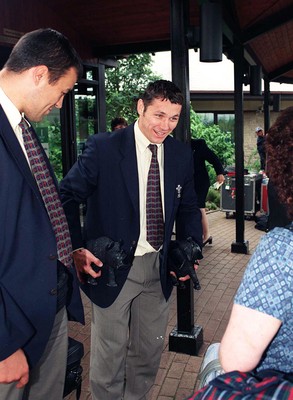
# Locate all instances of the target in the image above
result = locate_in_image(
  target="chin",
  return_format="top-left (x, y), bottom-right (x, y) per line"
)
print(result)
top-left (154, 135), bottom-right (168, 143)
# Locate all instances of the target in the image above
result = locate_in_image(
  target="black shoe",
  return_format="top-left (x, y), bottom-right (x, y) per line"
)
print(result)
top-left (203, 236), bottom-right (213, 247)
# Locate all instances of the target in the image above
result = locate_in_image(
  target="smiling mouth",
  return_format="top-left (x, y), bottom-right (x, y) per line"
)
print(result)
top-left (154, 130), bottom-right (168, 136)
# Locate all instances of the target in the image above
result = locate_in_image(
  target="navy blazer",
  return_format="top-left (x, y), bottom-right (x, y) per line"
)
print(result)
top-left (0, 106), bottom-right (84, 368)
top-left (60, 123), bottom-right (202, 307)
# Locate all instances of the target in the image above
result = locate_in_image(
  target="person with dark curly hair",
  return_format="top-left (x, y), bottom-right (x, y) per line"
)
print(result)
top-left (219, 106), bottom-right (293, 374)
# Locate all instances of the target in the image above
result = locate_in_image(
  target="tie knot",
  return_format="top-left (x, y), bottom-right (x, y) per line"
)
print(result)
top-left (148, 144), bottom-right (157, 156)
top-left (19, 117), bottom-right (30, 132)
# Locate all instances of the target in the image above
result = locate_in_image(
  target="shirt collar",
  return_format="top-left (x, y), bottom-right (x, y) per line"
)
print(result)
top-left (0, 87), bottom-right (23, 130)
top-left (134, 120), bottom-right (163, 154)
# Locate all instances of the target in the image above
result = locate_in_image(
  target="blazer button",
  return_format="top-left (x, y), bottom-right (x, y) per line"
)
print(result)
top-left (48, 254), bottom-right (57, 260)
top-left (50, 288), bottom-right (57, 296)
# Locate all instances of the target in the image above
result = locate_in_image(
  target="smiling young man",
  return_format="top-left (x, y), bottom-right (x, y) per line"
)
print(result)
top-left (60, 80), bottom-right (202, 400)
top-left (0, 28), bottom-right (84, 400)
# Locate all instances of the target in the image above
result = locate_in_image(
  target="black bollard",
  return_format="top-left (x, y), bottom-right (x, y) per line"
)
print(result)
top-left (169, 280), bottom-right (203, 356)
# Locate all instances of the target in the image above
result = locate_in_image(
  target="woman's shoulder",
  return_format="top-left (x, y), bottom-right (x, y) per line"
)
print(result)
top-left (243, 224), bottom-right (293, 282)
top-left (266, 224), bottom-right (293, 247)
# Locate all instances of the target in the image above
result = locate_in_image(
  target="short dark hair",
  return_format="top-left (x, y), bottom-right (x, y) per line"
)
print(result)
top-left (4, 28), bottom-right (83, 83)
top-left (139, 79), bottom-right (184, 110)
top-left (111, 117), bottom-right (128, 131)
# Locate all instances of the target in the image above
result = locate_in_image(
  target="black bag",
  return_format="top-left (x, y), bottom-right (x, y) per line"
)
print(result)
top-left (63, 337), bottom-right (84, 399)
top-left (254, 214), bottom-right (268, 231)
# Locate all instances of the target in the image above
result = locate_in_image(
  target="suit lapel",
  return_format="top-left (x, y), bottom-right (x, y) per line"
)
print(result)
top-left (0, 107), bottom-right (45, 204)
top-left (119, 125), bottom-right (140, 213)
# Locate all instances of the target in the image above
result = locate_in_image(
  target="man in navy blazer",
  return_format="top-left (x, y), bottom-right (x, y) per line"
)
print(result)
top-left (0, 29), bottom-right (84, 400)
top-left (60, 80), bottom-right (202, 400)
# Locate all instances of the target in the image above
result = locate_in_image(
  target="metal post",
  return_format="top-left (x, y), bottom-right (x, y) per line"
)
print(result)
top-left (96, 64), bottom-right (107, 132)
top-left (170, 0), bottom-right (190, 143)
top-left (231, 43), bottom-right (249, 254)
top-left (168, 0), bottom-right (203, 356)
top-left (263, 78), bottom-right (270, 133)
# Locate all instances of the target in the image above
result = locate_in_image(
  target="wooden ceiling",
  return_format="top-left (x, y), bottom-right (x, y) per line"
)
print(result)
top-left (1, 0), bottom-right (293, 84)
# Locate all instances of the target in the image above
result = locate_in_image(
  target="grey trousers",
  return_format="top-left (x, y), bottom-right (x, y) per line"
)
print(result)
top-left (0, 307), bottom-right (68, 400)
top-left (90, 252), bottom-right (170, 400)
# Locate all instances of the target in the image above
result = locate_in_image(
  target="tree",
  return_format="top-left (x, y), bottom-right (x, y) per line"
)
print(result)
top-left (105, 53), bottom-right (161, 130)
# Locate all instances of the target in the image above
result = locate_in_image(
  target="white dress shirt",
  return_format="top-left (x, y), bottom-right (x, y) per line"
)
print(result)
top-left (134, 120), bottom-right (165, 256)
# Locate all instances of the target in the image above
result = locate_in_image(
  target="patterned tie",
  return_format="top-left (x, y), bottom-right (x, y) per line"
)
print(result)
top-left (19, 118), bottom-right (73, 267)
top-left (146, 144), bottom-right (164, 250)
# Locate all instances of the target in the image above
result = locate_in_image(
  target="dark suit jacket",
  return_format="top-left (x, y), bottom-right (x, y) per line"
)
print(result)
top-left (0, 106), bottom-right (84, 368)
top-left (60, 123), bottom-right (202, 308)
top-left (191, 138), bottom-right (224, 207)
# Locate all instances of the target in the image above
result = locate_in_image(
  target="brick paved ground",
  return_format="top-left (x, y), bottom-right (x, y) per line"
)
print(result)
top-left (65, 210), bottom-right (265, 400)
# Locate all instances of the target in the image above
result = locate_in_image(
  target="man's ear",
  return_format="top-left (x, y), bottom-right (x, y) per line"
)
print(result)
top-left (137, 99), bottom-right (145, 116)
top-left (32, 65), bottom-right (49, 85)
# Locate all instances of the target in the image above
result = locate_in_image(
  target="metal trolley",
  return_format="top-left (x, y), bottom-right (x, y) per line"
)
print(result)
top-left (220, 173), bottom-right (262, 219)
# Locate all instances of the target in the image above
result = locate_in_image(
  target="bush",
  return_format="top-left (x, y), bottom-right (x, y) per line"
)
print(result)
top-left (190, 110), bottom-right (235, 170)
top-left (245, 149), bottom-right (261, 173)
top-left (206, 187), bottom-right (221, 210)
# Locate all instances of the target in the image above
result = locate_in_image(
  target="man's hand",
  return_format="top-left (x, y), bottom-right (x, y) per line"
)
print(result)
top-left (168, 238), bottom-right (202, 290)
top-left (0, 349), bottom-right (29, 388)
top-left (170, 262), bottom-right (200, 282)
top-left (73, 248), bottom-right (103, 282)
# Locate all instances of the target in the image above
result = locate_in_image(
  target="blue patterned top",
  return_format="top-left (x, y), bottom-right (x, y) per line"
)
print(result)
top-left (234, 225), bottom-right (293, 373)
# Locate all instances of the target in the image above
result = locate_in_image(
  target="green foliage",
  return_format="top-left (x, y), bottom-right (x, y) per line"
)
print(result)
top-left (190, 109), bottom-right (235, 171)
top-left (206, 187), bottom-right (221, 210)
top-left (34, 117), bottom-right (63, 182)
top-left (245, 148), bottom-right (260, 173)
top-left (218, 116), bottom-right (235, 142)
top-left (48, 120), bottom-right (63, 182)
top-left (190, 109), bottom-right (234, 195)
top-left (105, 54), bottom-right (162, 130)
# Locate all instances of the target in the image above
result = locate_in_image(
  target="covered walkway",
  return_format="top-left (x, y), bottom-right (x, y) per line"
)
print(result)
top-left (66, 210), bottom-right (265, 400)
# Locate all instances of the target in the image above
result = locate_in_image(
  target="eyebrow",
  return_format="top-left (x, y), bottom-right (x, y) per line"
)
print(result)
top-left (155, 111), bottom-right (180, 118)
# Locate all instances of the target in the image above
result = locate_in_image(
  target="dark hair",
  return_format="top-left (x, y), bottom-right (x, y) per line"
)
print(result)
top-left (266, 106), bottom-right (293, 219)
top-left (111, 117), bottom-right (128, 131)
top-left (139, 79), bottom-right (184, 110)
top-left (4, 28), bottom-right (83, 83)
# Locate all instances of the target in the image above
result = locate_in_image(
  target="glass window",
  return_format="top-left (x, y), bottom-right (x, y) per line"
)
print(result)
top-left (33, 108), bottom-right (63, 181)
top-left (75, 85), bottom-right (97, 156)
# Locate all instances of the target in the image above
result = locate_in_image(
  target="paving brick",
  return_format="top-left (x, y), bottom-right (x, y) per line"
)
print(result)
top-left (160, 377), bottom-right (180, 396)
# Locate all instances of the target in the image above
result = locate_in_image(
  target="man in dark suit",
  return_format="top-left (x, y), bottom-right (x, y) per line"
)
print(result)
top-left (60, 80), bottom-right (202, 400)
top-left (0, 29), bottom-right (84, 400)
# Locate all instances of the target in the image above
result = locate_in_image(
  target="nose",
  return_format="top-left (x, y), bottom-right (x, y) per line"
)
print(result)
top-left (55, 98), bottom-right (64, 109)
top-left (160, 118), bottom-right (171, 131)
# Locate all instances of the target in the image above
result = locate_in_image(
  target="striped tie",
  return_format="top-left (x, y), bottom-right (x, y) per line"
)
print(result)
top-left (146, 144), bottom-right (164, 250)
top-left (19, 118), bottom-right (73, 267)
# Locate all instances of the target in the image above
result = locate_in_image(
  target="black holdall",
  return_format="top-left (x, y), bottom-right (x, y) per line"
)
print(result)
top-left (63, 337), bottom-right (84, 399)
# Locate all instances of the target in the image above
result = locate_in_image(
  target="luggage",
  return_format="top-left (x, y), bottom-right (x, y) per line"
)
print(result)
top-left (63, 337), bottom-right (84, 399)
